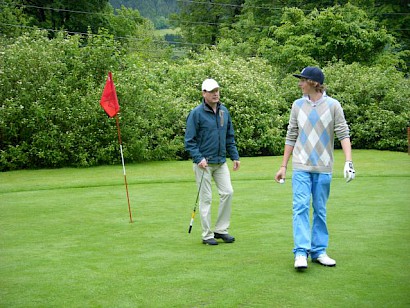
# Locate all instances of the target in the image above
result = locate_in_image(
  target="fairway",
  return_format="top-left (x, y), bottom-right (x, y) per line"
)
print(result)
top-left (1, 150), bottom-right (409, 307)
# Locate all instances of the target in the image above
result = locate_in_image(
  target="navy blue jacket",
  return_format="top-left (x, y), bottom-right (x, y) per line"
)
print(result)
top-left (184, 100), bottom-right (239, 164)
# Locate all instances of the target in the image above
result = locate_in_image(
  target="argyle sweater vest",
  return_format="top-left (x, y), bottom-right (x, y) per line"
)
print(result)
top-left (285, 95), bottom-right (350, 173)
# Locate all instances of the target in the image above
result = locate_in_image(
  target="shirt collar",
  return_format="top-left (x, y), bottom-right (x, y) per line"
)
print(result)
top-left (303, 91), bottom-right (327, 105)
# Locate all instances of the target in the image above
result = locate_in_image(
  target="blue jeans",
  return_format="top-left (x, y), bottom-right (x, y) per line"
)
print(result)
top-left (292, 170), bottom-right (332, 259)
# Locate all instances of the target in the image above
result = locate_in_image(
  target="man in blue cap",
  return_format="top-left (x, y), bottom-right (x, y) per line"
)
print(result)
top-left (275, 67), bottom-right (356, 270)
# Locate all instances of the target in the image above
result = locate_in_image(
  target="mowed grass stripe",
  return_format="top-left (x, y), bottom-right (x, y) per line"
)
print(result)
top-left (1, 150), bottom-right (409, 307)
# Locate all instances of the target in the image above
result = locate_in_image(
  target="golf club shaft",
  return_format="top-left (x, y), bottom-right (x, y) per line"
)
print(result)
top-left (188, 167), bottom-right (205, 233)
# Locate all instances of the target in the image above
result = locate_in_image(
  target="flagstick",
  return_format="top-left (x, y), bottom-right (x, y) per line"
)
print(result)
top-left (115, 115), bottom-right (133, 223)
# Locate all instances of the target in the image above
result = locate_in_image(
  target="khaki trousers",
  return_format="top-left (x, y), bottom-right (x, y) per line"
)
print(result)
top-left (193, 163), bottom-right (234, 240)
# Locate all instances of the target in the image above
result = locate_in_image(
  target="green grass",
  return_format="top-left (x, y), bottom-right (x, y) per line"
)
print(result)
top-left (154, 27), bottom-right (180, 38)
top-left (1, 150), bottom-right (409, 307)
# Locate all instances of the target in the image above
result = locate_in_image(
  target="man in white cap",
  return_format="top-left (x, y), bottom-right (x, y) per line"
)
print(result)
top-left (185, 78), bottom-right (240, 245)
top-left (275, 67), bottom-right (355, 270)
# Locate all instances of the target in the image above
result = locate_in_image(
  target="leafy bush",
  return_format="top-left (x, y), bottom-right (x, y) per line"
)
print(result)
top-left (1, 32), bottom-right (409, 171)
top-left (220, 4), bottom-right (400, 74)
top-left (324, 62), bottom-right (410, 151)
top-left (116, 49), bottom-right (288, 162)
top-left (0, 30), bottom-right (121, 170)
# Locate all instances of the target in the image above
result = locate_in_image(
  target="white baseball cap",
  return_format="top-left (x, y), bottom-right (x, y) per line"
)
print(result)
top-left (202, 78), bottom-right (219, 91)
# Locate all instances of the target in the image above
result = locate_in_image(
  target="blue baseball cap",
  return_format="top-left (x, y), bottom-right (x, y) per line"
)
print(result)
top-left (293, 66), bottom-right (325, 84)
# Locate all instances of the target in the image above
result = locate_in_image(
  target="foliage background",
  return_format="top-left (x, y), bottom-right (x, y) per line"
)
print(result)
top-left (0, 1), bottom-right (409, 171)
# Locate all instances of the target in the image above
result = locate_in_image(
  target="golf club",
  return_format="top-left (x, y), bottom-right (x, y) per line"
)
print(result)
top-left (188, 167), bottom-right (205, 233)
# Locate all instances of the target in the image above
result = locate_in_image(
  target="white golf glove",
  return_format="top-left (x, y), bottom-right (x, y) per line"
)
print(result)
top-left (344, 161), bottom-right (355, 183)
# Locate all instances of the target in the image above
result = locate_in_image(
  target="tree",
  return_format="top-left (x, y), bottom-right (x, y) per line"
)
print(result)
top-left (368, 0), bottom-right (410, 69)
top-left (106, 6), bottom-right (172, 58)
top-left (18, 0), bottom-right (111, 35)
top-left (110, 0), bottom-right (178, 29)
top-left (0, 0), bottom-right (29, 37)
top-left (175, 0), bottom-right (245, 47)
top-left (220, 4), bottom-right (399, 74)
top-left (176, 0), bottom-right (408, 71)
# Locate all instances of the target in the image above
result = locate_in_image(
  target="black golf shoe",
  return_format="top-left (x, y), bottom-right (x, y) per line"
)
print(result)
top-left (202, 238), bottom-right (218, 245)
top-left (214, 233), bottom-right (235, 243)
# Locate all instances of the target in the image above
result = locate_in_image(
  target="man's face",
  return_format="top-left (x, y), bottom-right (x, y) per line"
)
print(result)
top-left (298, 78), bottom-right (322, 96)
top-left (298, 78), bottom-right (312, 95)
top-left (202, 88), bottom-right (220, 104)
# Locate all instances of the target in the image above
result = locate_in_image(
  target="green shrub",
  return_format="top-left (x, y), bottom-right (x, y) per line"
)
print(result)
top-left (112, 50), bottom-right (289, 162)
top-left (0, 30), bottom-right (121, 170)
top-left (324, 62), bottom-right (410, 151)
top-left (1, 33), bottom-right (409, 171)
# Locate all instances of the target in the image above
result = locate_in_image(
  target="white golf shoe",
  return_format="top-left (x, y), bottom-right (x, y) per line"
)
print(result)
top-left (312, 253), bottom-right (336, 267)
top-left (294, 255), bottom-right (308, 270)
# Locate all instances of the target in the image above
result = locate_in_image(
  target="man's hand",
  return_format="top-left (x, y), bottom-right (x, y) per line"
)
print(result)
top-left (198, 158), bottom-right (208, 169)
top-left (344, 161), bottom-right (355, 183)
top-left (275, 166), bottom-right (286, 183)
top-left (233, 160), bottom-right (240, 171)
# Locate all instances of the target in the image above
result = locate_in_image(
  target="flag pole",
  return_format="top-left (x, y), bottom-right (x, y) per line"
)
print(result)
top-left (115, 115), bottom-right (133, 223)
top-left (100, 71), bottom-right (132, 223)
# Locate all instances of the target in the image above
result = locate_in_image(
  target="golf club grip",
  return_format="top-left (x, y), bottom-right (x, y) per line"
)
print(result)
top-left (188, 225), bottom-right (192, 233)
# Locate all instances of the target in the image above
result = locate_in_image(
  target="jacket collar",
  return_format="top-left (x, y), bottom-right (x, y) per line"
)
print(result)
top-left (202, 99), bottom-right (220, 113)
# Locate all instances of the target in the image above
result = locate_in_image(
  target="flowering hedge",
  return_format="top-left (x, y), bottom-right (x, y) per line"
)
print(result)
top-left (1, 32), bottom-right (409, 171)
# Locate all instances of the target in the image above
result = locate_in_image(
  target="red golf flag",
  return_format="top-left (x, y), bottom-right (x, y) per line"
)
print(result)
top-left (100, 72), bottom-right (120, 118)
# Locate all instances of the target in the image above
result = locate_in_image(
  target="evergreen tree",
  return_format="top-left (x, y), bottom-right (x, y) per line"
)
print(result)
top-left (0, 0), bottom-right (29, 37)
top-left (110, 0), bottom-right (178, 28)
top-left (18, 0), bottom-right (112, 35)
top-left (176, 0), bottom-right (244, 47)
